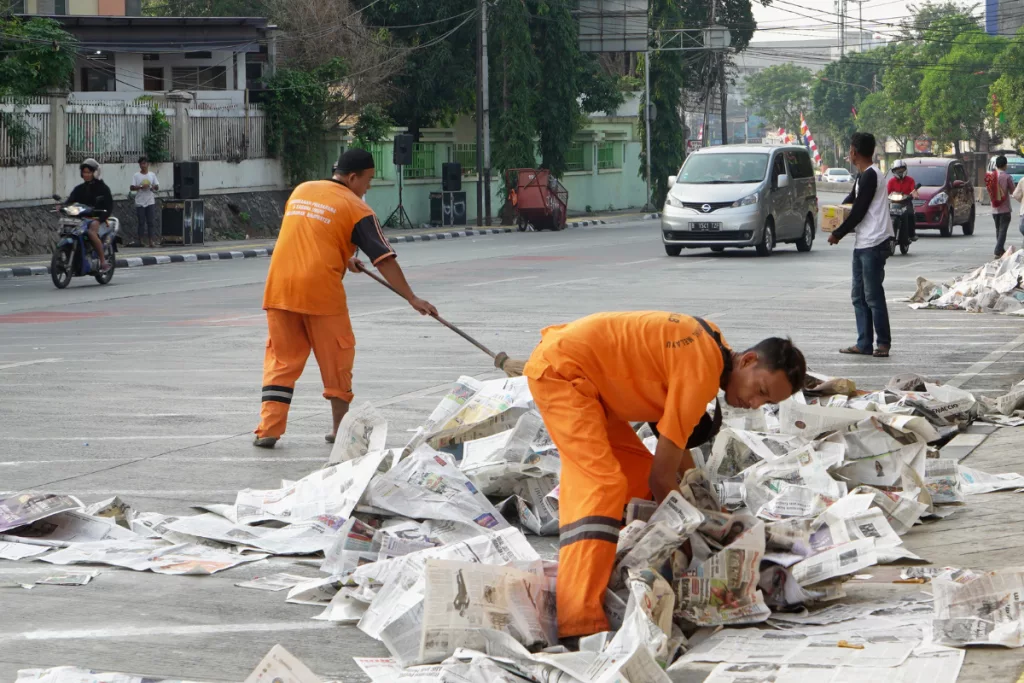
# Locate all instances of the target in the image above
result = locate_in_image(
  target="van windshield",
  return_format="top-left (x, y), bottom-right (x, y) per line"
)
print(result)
top-left (1006, 161), bottom-right (1024, 175)
top-left (678, 153), bottom-right (769, 184)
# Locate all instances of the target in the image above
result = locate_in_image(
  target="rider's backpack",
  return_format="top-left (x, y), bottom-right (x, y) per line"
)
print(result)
top-left (986, 170), bottom-right (1008, 208)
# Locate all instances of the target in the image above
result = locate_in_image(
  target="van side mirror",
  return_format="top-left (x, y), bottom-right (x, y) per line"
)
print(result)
top-left (776, 173), bottom-right (790, 189)
top-left (668, 175), bottom-right (677, 189)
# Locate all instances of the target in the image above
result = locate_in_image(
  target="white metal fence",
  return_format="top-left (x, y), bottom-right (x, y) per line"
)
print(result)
top-left (66, 103), bottom-right (176, 165)
top-left (0, 99), bottom-right (51, 167)
top-left (190, 105), bottom-right (267, 162)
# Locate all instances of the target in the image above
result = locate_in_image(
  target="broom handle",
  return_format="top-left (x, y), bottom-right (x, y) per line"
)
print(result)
top-left (357, 265), bottom-right (498, 360)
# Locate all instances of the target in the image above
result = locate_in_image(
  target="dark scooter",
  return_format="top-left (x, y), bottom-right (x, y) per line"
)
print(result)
top-left (49, 193), bottom-right (120, 289)
top-left (888, 182), bottom-right (921, 256)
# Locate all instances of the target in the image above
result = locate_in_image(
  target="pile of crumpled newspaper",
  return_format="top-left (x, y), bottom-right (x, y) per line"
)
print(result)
top-left (7, 373), bottom-right (1024, 683)
top-left (909, 246), bottom-right (1024, 313)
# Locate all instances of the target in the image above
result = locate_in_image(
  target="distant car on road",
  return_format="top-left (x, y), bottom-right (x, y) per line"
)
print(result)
top-left (820, 168), bottom-right (853, 183)
top-left (661, 144), bottom-right (818, 257)
top-left (885, 157), bottom-right (975, 237)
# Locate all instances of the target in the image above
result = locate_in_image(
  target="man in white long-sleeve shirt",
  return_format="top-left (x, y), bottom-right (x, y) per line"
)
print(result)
top-left (828, 132), bottom-right (895, 358)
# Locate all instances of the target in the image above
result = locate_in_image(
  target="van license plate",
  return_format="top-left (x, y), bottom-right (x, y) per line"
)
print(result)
top-left (691, 222), bottom-right (721, 232)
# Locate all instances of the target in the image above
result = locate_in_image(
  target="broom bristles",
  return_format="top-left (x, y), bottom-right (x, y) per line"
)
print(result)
top-left (494, 352), bottom-right (527, 378)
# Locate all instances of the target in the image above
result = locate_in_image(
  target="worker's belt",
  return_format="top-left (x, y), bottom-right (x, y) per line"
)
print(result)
top-left (559, 515), bottom-right (621, 547)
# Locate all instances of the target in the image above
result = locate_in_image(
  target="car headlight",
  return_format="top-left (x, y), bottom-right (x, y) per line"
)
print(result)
top-left (665, 194), bottom-right (685, 208)
top-left (928, 192), bottom-right (948, 206)
top-left (731, 191), bottom-right (759, 208)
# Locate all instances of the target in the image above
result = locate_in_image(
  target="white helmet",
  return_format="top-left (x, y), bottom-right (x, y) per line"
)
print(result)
top-left (892, 159), bottom-right (907, 176)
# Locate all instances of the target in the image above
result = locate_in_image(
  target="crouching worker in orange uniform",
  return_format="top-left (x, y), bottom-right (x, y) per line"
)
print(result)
top-left (254, 149), bottom-right (437, 448)
top-left (524, 311), bottom-right (806, 638)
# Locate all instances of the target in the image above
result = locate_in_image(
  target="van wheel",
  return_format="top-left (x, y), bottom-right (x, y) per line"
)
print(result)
top-left (962, 206), bottom-right (975, 236)
top-left (939, 211), bottom-right (953, 237)
top-left (665, 245), bottom-right (682, 257)
top-left (795, 216), bottom-right (815, 252)
top-left (756, 220), bottom-right (775, 257)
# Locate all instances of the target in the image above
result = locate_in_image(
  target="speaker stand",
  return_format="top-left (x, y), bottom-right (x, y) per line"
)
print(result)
top-left (384, 165), bottom-right (415, 230)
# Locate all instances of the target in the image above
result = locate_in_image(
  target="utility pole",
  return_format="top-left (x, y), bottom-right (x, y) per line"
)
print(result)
top-left (481, 0), bottom-right (492, 226)
top-left (644, 51), bottom-right (652, 211)
top-left (474, 0), bottom-right (484, 227)
top-left (701, 0), bottom-right (716, 148)
top-left (837, 0), bottom-right (846, 57)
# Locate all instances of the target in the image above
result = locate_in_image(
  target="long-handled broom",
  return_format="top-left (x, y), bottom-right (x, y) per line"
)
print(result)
top-left (357, 265), bottom-right (527, 378)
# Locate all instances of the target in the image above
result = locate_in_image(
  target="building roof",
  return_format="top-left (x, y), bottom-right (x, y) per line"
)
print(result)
top-left (19, 15), bottom-right (275, 53)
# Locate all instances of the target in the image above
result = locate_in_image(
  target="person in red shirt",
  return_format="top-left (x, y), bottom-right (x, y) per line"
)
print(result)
top-left (886, 159), bottom-right (919, 241)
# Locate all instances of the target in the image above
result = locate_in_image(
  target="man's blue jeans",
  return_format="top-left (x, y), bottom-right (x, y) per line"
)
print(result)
top-left (851, 243), bottom-right (891, 352)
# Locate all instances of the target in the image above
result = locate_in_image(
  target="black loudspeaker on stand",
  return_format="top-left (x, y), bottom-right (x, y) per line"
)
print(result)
top-left (386, 134), bottom-right (415, 230)
top-left (442, 162), bottom-right (462, 192)
top-left (429, 192), bottom-right (467, 227)
top-left (173, 161), bottom-right (200, 200)
top-left (162, 199), bottom-right (205, 246)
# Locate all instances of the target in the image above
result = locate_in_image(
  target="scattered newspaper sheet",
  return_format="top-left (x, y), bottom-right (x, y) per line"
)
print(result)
top-left (406, 376), bottom-right (484, 455)
top-left (426, 377), bottom-right (534, 450)
top-left (791, 538), bottom-right (878, 586)
top-left (40, 539), bottom-right (268, 575)
top-left (243, 645), bottom-right (322, 683)
top-left (959, 465), bottom-right (1024, 494)
top-left (235, 449), bottom-right (388, 525)
top-left (0, 494), bottom-right (82, 533)
top-left (699, 649), bottom-right (963, 683)
top-left (365, 446), bottom-right (510, 531)
top-left (924, 459), bottom-right (964, 504)
top-left (0, 541), bottom-right (50, 560)
top-left (458, 411), bottom-right (559, 497)
top-left (932, 568), bottom-right (1024, 647)
top-left (10, 510), bottom-right (141, 545)
top-left (164, 513), bottom-right (341, 555)
top-left (415, 559), bottom-right (557, 665)
top-left (235, 573), bottom-right (312, 592)
top-left (35, 571), bottom-right (96, 586)
top-left (328, 402), bottom-right (388, 464)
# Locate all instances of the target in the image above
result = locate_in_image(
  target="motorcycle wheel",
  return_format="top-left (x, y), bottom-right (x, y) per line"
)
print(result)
top-left (50, 247), bottom-right (73, 289)
top-left (94, 245), bottom-right (115, 285)
top-left (900, 242), bottom-right (910, 255)
top-left (888, 238), bottom-right (897, 256)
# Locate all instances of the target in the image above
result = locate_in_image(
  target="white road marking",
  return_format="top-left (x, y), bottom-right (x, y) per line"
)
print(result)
top-left (615, 258), bottom-right (663, 266)
top-left (3, 621), bottom-right (338, 643)
top-left (0, 358), bottom-right (62, 371)
top-left (0, 489), bottom-right (239, 497)
top-left (948, 331), bottom-right (1024, 388)
top-left (350, 305), bottom-right (409, 318)
top-left (0, 456), bottom-right (327, 466)
top-left (2, 434), bottom-right (334, 442)
top-left (465, 276), bottom-right (539, 287)
top-left (535, 276), bottom-right (601, 289)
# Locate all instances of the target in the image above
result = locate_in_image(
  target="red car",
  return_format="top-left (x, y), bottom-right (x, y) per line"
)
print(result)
top-left (884, 157), bottom-right (976, 237)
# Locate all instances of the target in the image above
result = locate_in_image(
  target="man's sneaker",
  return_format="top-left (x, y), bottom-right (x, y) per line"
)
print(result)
top-left (253, 436), bottom-right (278, 449)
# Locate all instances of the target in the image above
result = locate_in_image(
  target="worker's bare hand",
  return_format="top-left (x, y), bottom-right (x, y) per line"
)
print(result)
top-left (409, 297), bottom-right (437, 316)
top-left (828, 234), bottom-right (840, 246)
top-left (347, 256), bottom-right (366, 273)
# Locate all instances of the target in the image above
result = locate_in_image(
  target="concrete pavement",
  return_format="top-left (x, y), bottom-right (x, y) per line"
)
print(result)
top-left (1, 206), bottom-right (1023, 681)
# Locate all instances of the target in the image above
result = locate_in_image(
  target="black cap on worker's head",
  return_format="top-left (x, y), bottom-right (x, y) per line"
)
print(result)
top-left (337, 148), bottom-right (375, 176)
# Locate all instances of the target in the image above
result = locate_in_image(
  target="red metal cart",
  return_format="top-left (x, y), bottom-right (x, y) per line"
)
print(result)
top-left (506, 168), bottom-right (569, 231)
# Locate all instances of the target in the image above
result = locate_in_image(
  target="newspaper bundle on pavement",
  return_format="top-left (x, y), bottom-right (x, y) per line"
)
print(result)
top-left (328, 402), bottom-right (388, 464)
top-left (908, 247), bottom-right (1024, 314)
top-left (932, 568), bottom-right (1024, 647)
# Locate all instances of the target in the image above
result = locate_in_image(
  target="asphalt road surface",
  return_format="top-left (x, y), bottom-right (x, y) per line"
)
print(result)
top-left (1, 194), bottom-right (1022, 681)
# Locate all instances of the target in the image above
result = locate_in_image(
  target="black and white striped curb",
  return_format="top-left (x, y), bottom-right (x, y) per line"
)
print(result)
top-left (0, 247), bottom-right (274, 279)
top-left (395, 227), bottom-right (513, 243)
top-left (567, 219), bottom-right (607, 228)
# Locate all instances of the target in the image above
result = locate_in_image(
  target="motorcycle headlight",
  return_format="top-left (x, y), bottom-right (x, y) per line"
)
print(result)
top-left (731, 191), bottom-right (759, 208)
top-left (665, 194), bottom-right (685, 209)
top-left (928, 192), bottom-right (948, 206)
top-left (64, 206), bottom-right (83, 216)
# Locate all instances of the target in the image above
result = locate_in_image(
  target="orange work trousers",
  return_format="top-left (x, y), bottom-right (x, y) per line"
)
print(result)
top-left (528, 367), bottom-right (653, 638)
top-left (255, 308), bottom-right (356, 439)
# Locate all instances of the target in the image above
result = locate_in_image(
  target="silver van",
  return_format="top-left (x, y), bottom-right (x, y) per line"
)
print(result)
top-left (661, 145), bottom-right (818, 256)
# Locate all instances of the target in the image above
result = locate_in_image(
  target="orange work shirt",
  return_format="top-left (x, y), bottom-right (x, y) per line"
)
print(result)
top-left (263, 180), bottom-right (395, 324)
top-left (524, 311), bottom-right (729, 449)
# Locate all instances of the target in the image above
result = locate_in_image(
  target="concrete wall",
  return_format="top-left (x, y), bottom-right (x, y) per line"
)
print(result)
top-left (1, 166), bottom-right (55, 204)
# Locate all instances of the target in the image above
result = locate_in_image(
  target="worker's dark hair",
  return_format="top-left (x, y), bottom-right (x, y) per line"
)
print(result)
top-left (745, 337), bottom-right (806, 394)
top-left (997, 155), bottom-right (1008, 169)
top-left (138, 156), bottom-right (148, 164)
top-left (850, 132), bottom-right (876, 160)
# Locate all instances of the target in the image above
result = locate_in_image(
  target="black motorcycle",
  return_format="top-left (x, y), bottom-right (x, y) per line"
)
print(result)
top-left (888, 182), bottom-right (921, 256)
top-left (49, 194), bottom-right (120, 289)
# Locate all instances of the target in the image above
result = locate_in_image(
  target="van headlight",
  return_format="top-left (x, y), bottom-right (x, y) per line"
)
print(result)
top-left (665, 194), bottom-right (685, 208)
top-left (928, 192), bottom-right (948, 206)
top-left (731, 191), bottom-right (759, 208)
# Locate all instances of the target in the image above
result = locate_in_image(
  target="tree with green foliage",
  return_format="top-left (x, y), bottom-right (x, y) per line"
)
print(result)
top-left (638, 0), bottom-right (687, 209)
top-left (744, 63), bottom-right (813, 139)
top-left (263, 59), bottom-right (347, 185)
top-left (875, 45), bottom-right (925, 154)
top-left (0, 17), bottom-right (77, 96)
top-left (920, 29), bottom-right (1004, 155)
top-left (489, 0), bottom-right (538, 183)
top-left (143, 0), bottom-right (260, 16)
top-left (352, 103), bottom-right (395, 149)
top-left (810, 49), bottom-right (891, 149)
top-left (990, 28), bottom-right (1024, 154)
top-left (900, 1), bottom-right (981, 43)
top-left (530, 0), bottom-right (581, 178)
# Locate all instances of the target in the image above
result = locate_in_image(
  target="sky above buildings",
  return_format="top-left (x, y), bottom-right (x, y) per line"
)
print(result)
top-left (750, 0), bottom-right (972, 42)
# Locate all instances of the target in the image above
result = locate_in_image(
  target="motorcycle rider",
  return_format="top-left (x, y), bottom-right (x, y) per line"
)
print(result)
top-left (65, 158), bottom-right (114, 272)
top-left (886, 159), bottom-right (919, 243)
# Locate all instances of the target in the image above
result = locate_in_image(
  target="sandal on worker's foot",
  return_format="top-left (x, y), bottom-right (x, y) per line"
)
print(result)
top-left (873, 346), bottom-right (890, 358)
top-left (325, 433), bottom-right (336, 444)
top-left (253, 436), bottom-right (279, 449)
top-left (839, 346), bottom-right (872, 355)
